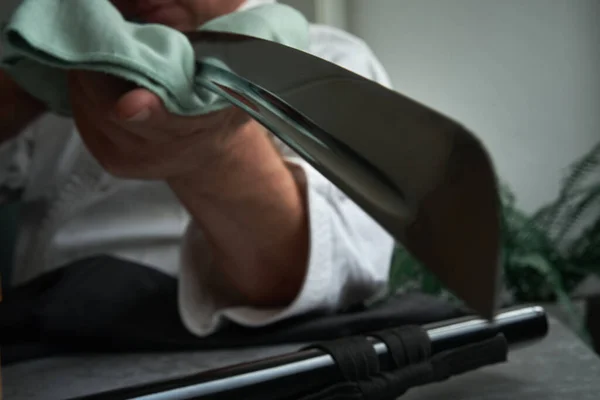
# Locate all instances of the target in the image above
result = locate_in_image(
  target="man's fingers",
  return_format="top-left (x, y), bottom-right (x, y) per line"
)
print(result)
top-left (114, 88), bottom-right (162, 122)
top-left (114, 87), bottom-right (243, 139)
top-left (69, 69), bottom-right (250, 142)
top-left (68, 70), bottom-right (135, 109)
top-left (114, 89), bottom-right (202, 140)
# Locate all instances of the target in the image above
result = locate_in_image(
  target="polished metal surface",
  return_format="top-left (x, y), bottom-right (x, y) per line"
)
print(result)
top-left (187, 31), bottom-right (502, 319)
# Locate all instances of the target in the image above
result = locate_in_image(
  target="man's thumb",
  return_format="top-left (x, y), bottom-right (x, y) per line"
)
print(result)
top-left (114, 88), bottom-right (162, 123)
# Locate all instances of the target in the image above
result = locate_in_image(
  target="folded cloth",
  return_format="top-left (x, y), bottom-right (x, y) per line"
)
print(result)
top-left (0, 0), bottom-right (309, 117)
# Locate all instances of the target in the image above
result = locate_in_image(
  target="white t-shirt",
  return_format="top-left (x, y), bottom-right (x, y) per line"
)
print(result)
top-left (0, 12), bottom-right (395, 337)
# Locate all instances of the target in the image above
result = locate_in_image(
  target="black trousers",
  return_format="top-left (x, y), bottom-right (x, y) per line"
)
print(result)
top-left (0, 256), bottom-right (466, 366)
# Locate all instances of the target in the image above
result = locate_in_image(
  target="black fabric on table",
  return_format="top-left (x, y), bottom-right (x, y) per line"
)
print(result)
top-left (0, 255), bottom-right (467, 366)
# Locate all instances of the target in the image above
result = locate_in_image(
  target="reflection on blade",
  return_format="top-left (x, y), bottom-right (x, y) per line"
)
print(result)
top-left (187, 31), bottom-right (502, 319)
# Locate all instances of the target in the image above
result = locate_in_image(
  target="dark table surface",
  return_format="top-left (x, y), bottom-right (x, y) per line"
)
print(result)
top-left (3, 317), bottom-right (600, 400)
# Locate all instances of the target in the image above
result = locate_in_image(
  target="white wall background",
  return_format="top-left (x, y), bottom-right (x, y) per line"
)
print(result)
top-left (346, 0), bottom-right (600, 213)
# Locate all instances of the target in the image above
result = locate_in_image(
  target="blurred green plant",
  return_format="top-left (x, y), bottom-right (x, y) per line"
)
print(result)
top-left (387, 141), bottom-right (600, 338)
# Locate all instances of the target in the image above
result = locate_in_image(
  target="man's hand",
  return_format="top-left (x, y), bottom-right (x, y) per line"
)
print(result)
top-left (67, 70), bottom-right (251, 180)
top-left (68, 70), bottom-right (310, 307)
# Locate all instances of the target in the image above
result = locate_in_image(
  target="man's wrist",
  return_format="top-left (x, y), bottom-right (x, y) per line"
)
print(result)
top-left (167, 119), bottom-right (309, 307)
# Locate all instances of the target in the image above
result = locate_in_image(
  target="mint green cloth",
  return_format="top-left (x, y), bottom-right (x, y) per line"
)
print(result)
top-left (0, 0), bottom-right (309, 117)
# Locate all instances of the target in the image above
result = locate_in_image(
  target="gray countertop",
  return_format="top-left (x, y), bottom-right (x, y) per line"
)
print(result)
top-left (3, 317), bottom-right (600, 400)
top-left (403, 317), bottom-right (600, 400)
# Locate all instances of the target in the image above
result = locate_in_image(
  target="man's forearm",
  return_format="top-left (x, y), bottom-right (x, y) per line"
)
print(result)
top-left (167, 120), bottom-right (309, 307)
top-left (0, 70), bottom-right (46, 143)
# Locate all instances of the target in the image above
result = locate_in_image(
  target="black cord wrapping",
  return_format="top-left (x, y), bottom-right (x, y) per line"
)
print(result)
top-left (299, 326), bottom-right (508, 400)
